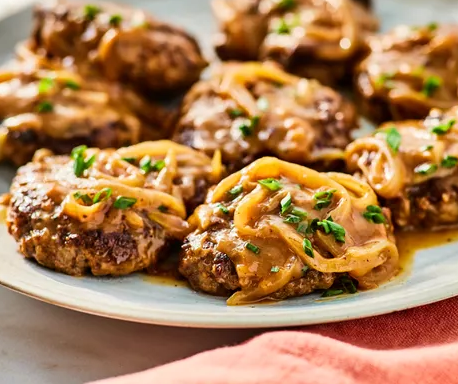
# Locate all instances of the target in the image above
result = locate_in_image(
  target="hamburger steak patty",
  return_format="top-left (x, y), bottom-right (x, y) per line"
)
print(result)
top-left (6, 156), bottom-right (169, 276)
top-left (179, 229), bottom-right (336, 299)
top-left (5, 141), bottom-right (223, 276)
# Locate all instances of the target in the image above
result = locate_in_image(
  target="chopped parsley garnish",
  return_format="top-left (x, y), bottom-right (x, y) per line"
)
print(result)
top-left (297, 222), bottom-right (308, 235)
top-left (139, 156), bottom-right (165, 173)
top-left (65, 80), bottom-right (80, 90)
top-left (432, 119), bottom-right (455, 135)
top-left (237, 116), bottom-right (260, 137)
top-left (301, 265), bottom-right (309, 275)
top-left (73, 191), bottom-right (92, 205)
top-left (270, 266), bottom-right (280, 273)
top-left (340, 274), bottom-right (357, 294)
top-left (291, 207), bottom-right (307, 218)
top-left (321, 289), bottom-right (344, 298)
top-left (414, 163), bottom-right (438, 175)
top-left (313, 189), bottom-right (336, 210)
top-left (258, 178), bottom-right (282, 191)
top-left (84, 4), bottom-right (101, 20)
top-left (38, 78), bottom-right (54, 94)
top-left (228, 185), bottom-right (243, 197)
top-left (109, 14), bottom-right (122, 26)
top-left (229, 109), bottom-right (244, 118)
top-left (385, 127), bottom-right (402, 153)
top-left (217, 203), bottom-right (229, 214)
top-left (275, 18), bottom-right (291, 34)
top-left (363, 205), bottom-right (386, 224)
top-left (375, 72), bottom-right (394, 88)
top-left (283, 214), bottom-right (302, 224)
top-left (71, 145), bottom-right (95, 177)
top-left (427, 22), bottom-right (438, 31)
top-left (302, 238), bottom-right (314, 258)
top-left (257, 97), bottom-right (269, 112)
top-left (422, 76), bottom-right (442, 97)
top-left (420, 145), bottom-right (433, 152)
top-left (441, 155), bottom-right (458, 168)
top-left (122, 157), bottom-right (136, 163)
top-left (37, 101), bottom-right (53, 113)
top-left (317, 217), bottom-right (346, 243)
top-left (158, 205), bottom-right (168, 213)
top-left (92, 188), bottom-right (112, 204)
top-left (277, 0), bottom-right (296, 10)
top-left (113, 196), bottom-right (137, 209)
top-left (280, 193), bottom-right (292, 214)
top-left (245, 242), bottom-right (260, 254)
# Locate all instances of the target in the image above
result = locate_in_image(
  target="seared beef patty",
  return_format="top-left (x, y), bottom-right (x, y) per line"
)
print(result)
top-left (30, 0), bottom-right (207, 94)
top-left (173, 62), bottom-right (357, 172)
top-left (212, 0), bottom-right (378, 85)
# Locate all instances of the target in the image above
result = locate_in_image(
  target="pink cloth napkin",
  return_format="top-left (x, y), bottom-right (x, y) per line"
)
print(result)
top-left (90, 297), bottom-right (458, 384)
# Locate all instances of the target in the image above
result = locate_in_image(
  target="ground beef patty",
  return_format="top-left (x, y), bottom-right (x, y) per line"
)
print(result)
top-left (346, 107), bottom-right (458, 230)
top-left (5, 141), bottom-right (222, 276)
top-left (173, 61), bottom-right (357, 172)
top-left (212, 0), bottom-right (378, 85)
top-left (179, 157), bottom-right (398, 304)
top-left (29, 0), bottom-right (207, 94)
top-left (180, 229), bottom-right (336, 299)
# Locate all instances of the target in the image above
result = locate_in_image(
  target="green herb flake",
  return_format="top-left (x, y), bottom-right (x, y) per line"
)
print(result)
top-left (229, 109), bottom-right (244, 118)
top-left (301, 265), bottom-right (309, 275)
top-left (420, 145), bottom-right (433, 152)
top-left (303, 238), bottom-right (314, 258)
top-left (113, 196), bottom-right (137, 210)
top-left (422, 76), bottom-right (442, 97)
top-left (258, 178), bottom-right (282, 191)
top-left (313, 189), bottom-right (337, 210)
top-left (92, 188), bottom-right (112, 204)
top-left (275, 18), bottom-right (291, 34)
top-left (441, 155), bottom-right (458, 168)
top-left (84, 4), bottom-right (101, 20)
top-left (73, 191), bottom-right (92, 205)
top-left (340, 274), bottom-right (358, 294)
top-left (237, 116), bottom-right (260, 137)
top-left (139, 156), bottom-right (165, 173)
top-left (375, 72), bottom-right (394, 88)
top-left (317, 217), bottom-right (346, 243)
top-left (217, 203), bottom-right (229, 214)
top-left (245, 242), bottom-right (260, 254)
top-left (257, 97), bottom-right (269, 112)
top-left (291, 207), bottom-right (307, 218)
top-left (321, 289), bottom-right (344, 298)
top-left (432, 119), bottom-right (455, 135)
top-left (228, 185), bottom-right (243, 197)
top-left (71, 145), bottom-right (95, 177)
top-left (363, 205), bottom-right (386, 224)
top-left (283, 214), bottom-right (302, 224)
top-left (65, 80), bottom-right (81, 90)
top-left (38, 78), bottom-right (54, 94)
top-left (414, 163), bottom-right (438, 175)
top-left (297, 222), bottom-right (308, 235)
top-left (427, 22), bottom-right (438, 31)
top-left (37, 101), bottom-right (53, 113)
top-left (109, 14), bottom-right (123, 26)
top-left (280, 192), bottom-right (292, 214)
top-left (122, 157), bottom-right (136, 164)
top-left (270, 266), bottom-right (280, 273)
top-left (277, 0), bottom-right (296, 10)
top-left (384, 127), bottom-right (402, 153)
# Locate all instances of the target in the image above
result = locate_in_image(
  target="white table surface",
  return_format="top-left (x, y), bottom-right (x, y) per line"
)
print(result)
top-left (0, 1), bottom-right (264, 383)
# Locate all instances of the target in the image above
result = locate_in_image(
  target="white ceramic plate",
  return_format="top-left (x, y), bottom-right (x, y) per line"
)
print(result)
top-left (1, 0), bottom-right (458, 328)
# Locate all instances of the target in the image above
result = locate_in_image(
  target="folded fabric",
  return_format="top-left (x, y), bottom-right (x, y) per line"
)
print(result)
top-left (90, 297), bottom-right (458, 384)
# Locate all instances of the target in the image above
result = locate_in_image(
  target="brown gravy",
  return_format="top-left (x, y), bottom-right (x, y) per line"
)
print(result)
top-left (396, 228), bottom-right (458, 274)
